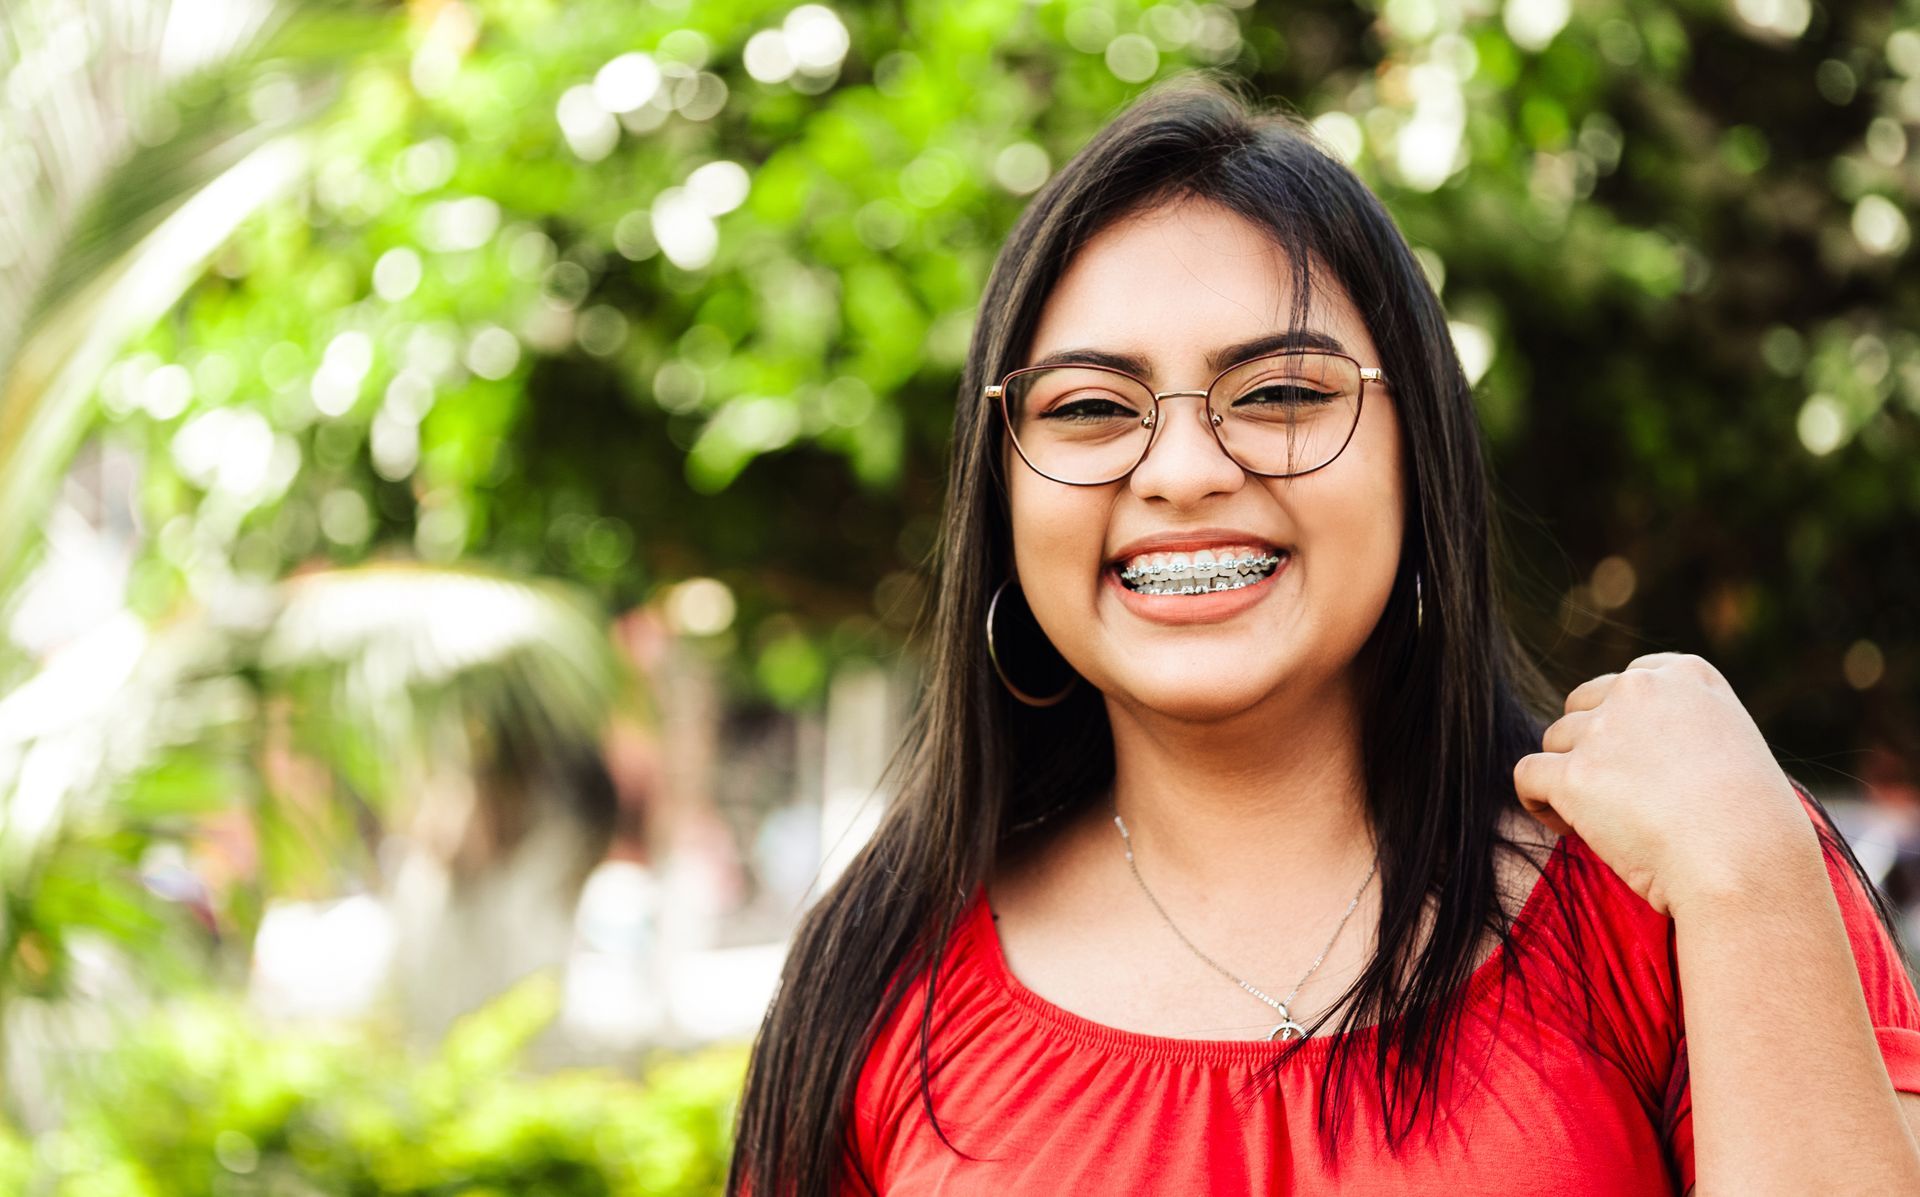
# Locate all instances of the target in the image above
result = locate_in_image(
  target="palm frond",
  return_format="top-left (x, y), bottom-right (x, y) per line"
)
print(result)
top-left (0, 561), bottom-right (623, 1003)
top-left (260, 562), bottom-right (626, 771)
top-left (0, 0), bottom-right (398, 597)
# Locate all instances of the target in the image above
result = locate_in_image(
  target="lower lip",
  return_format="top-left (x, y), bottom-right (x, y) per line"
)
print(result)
top-left (1103, 554), bottom-right (1290, 625)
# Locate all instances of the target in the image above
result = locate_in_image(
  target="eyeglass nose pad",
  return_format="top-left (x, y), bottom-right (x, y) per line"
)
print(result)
top-left (1139, 409), bottom-right (1226, 431)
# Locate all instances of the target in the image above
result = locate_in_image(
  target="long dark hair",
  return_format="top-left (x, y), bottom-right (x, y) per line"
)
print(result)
top-left (728, 72), bottom-right (1898, 1196)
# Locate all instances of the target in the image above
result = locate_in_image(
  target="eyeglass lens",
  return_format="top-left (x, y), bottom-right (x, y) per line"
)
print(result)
top-left (1002, 352), bottom-right (1364, 485)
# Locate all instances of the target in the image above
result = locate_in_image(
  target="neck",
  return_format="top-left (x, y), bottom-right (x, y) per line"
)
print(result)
top-left (1101, 669), bottom-right (1376, 907)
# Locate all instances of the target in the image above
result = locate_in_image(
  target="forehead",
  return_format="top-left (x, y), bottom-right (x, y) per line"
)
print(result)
top-left (1023, 197), bottom-right (1373, 376)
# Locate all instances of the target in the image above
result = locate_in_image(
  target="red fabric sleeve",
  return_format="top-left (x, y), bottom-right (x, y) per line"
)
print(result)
top-left (847, 1012), bottom-right (912, 1193)
top-left (846, 965), bottom-right (948, 1194)
top-left (1663, 785), bottom-right (1920, 1192)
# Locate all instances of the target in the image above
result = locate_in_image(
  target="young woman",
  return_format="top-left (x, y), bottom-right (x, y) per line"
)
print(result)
top-left (730, 75), bottom-right (1920, 1195)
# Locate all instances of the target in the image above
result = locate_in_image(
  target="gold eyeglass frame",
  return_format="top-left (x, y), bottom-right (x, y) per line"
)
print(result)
top-left (986, 350), bottom-right (1387, 487)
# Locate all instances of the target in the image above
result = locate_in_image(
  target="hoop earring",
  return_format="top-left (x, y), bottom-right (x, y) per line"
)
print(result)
top-left (1415, 569), bottom-right (1425, 632)
top-left (986, 578), bottom-right (1077, 707)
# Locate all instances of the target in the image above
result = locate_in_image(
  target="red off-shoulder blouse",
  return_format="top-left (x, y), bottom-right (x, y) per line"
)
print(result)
top-left (847, 801), bottom-right (1920, 1194)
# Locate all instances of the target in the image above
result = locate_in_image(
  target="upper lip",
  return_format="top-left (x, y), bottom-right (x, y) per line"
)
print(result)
top-left (1106, 528), bottom-right (1289, 564)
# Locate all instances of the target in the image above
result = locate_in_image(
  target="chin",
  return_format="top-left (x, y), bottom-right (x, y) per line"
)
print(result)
top-left (1117, 676), bottom-right (1272, 723)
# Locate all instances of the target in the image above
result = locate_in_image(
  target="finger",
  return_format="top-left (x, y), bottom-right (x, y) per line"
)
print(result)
top-left (1540, 709), bottom-right (1595, 754)
top-left (1523, 803), bottom-right (1575, 839)
top-left (1511, 750), bottom-right (1564, 809)
top-left (1624, 651), bottom-right (1689, 672)
top-left (1563, 672), bottom-right (1619, 715)
top-left (1630, 651), bottom-right (1726, 691)
top-left (1512, 753), bottom-right (1576, 837)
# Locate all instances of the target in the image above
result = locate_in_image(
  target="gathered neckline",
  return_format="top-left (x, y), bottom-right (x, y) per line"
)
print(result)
top-left (970, 834), bottom-right (1570, 1065)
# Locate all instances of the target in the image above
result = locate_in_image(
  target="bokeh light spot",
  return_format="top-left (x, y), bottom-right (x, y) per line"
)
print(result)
top-left (664, 577), bottom-right (736, 636)
top-left (1105, 34), bottom-right (1160, 83)
top-left (1843, 640), bottom-right (1885, 689)
top-left (593, 52), bottom-right (661, 113)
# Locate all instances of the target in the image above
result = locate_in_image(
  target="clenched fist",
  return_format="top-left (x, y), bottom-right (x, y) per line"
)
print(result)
top-left (1512, 652), bottom-right (1820, 916)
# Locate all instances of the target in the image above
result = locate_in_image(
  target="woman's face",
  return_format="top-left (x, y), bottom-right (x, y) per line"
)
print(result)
top-left (1003, 196), bottom-right (1406, 724)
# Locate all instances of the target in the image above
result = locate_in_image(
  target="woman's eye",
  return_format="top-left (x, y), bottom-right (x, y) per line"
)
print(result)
top-left (1236, 383), bottom-right (1334, 406)
top-left (1041, 397), bottom-right (1136, 420)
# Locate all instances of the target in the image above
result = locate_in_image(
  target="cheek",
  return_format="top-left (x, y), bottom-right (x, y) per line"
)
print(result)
top-left (1277, 436), bottom-right (1405, 575)
top-left (1324, 399), bottom-right (1406, 532)
top-left (1007, 472), bottom-right (1065, 572)
top-left (1338, 449), bottom-right (1408, 601)
top-left (1007, 474), bottom-right (1107, 595)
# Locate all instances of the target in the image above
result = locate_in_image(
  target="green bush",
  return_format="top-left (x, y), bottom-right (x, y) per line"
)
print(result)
top-left (0, 975), bottom-right (744, 1196)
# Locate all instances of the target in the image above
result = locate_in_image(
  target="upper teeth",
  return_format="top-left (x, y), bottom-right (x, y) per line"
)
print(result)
top-left (1118, 547), bottom-right (1284, 585)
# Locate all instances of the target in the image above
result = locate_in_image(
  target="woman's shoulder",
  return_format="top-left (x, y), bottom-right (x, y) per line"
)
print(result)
top-left (1482, 805), bottom-right (1671, 986)
top-left (847, 883), bottom-right (1009, 1166)
top-left (1505, 807), bottom-right (1679, 993)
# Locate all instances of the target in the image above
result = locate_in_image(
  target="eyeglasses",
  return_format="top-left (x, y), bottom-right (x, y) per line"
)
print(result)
top-left (986, 350), bottom-right (1386, 487)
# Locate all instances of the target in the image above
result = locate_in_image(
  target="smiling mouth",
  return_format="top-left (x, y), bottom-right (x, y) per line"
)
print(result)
top-left (1111, 550), bottom-right (1289, 595)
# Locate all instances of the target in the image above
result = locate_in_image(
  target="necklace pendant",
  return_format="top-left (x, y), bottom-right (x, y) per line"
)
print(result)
top-left (1266, 1019), bottom-right (1308, 1042)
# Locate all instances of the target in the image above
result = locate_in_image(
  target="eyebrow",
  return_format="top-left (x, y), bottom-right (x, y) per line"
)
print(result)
top-left (1025, 329), bottom-right (1352, 379)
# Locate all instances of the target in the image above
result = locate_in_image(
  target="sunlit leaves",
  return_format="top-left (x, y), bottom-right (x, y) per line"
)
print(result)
top-left (19, 0), bottom-right (1916, 741)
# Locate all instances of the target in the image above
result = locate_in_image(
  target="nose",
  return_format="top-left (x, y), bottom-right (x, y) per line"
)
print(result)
top-left (1126, 392), bottom-right (1245, 505)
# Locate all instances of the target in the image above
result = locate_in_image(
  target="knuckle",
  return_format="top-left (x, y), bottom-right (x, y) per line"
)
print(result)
top-left (1561, 752), bottom-right (1591, 790)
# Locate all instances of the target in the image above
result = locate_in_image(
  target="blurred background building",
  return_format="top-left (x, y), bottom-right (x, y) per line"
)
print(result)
top-left (0, 0), bottom-right (1915, 1190)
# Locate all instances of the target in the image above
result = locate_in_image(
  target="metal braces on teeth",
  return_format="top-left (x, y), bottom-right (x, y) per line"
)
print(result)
top-left (1131, 576), bottom-right (1259, 596)
top-left (1118, 552), bottom-right (1283, 583)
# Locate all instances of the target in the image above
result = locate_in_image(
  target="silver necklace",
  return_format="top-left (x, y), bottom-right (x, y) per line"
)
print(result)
top-left (1113, 812), bottom-right (1378, 1042)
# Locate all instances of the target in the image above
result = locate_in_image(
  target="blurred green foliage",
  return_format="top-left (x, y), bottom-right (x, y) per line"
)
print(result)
top-left (100, 0), bottom-right (1230, 706)
top-left (0, 561), bottom-right (626, 1060)
top-left (58, 0), bottom-right (1913, 745)
top-left (0, 975), bottom-right (743, 1195)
